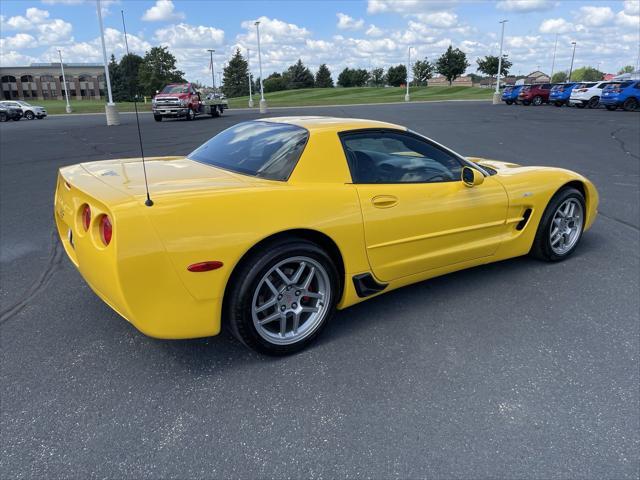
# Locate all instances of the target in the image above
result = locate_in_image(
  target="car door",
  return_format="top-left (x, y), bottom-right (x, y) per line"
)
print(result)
top-left (340, 129), bottom-right (509, 281)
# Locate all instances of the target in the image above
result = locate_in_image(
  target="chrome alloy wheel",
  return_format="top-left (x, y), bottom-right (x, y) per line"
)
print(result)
top-left (550, 198), bottom-right (583, 255)
top-left (251, 256), bottom-right (331, 345)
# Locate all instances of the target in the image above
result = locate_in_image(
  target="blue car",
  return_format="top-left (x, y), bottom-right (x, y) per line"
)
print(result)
top-left (501, 85), bottom-right (526, 105)
top-left (549, 82), bottom-right (578, 107)
top-left (601, 81), bottom-right (640, 111)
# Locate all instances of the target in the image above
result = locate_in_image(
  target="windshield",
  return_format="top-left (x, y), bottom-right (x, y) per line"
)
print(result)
top-left (17, 101), bottom-right (31, 106)
top-left (188, 121), bottom-right (309, 181)
top-left (161, 85), bottom-right (189, 94)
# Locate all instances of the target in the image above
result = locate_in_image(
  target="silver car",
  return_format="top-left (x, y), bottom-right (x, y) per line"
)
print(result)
top-left (0, 100), bottom-right (47, 120)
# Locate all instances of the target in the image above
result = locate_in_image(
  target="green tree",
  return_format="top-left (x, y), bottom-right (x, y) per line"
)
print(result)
top-left (412, 58), bottom-right (435, 86)
top-left (551, 71), bottom-right (568, 83)
top-left (221, 49), bottom-right (250, 97)
top-left (138, 46), bottom-right (184, 95)
top-left (370, 67), bottom-right (385, 87)
top-left (436, 46), bottom-right (470, 85)
top-left (285, 59), bottom-right (314, 89)
top-left (314, 64), bottom-right (334, 88)
top-left (476, 55), bottom-right (512, 78)
top-left (114, 53), bottom-right (143, 101)
top-left (263, 72), bottom-right (287, 93)
top-left (571, 66), bottom-right (604, 82)
top-left (385, 64), bottom-right (407, 87)
top-left (337, 67), bottom-right (369, 87)
top-left (618, 65), bottom-right (634, 74)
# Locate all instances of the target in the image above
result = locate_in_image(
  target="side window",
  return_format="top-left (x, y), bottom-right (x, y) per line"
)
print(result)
top-left (341, 130), bottom-right (463, 184)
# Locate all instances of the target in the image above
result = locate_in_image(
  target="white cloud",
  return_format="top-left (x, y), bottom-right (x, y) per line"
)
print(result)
top-left (496, 0), bottom-right (554, 12)
top-left (367, 0), bottom-right (455, 14)
top-left (142, 0), bottom-right (185, 22)
top-left (239, 16), bottom-right (310, 45)
top-left (0, 33), bottom-right (37, 50)
top-left (337, 13), bottom-right (364, 30)
top-left (578, 6), bottom-right (614, 27)
top-left (624, 0), bottom-right (640, 16)
top-left (616, 9), bottom-right (640, 28)
top-left (36, 18), bottom-right (73, 44)
top-left (26, 7), bottom-right (51, 23)
top-left (2, 7), bottom-right (50, 30)
top-left (154, 23), bottom-right (224, 48)
top-left (0, 49), bottom-right (38, 66)
top-left (365, 24), bottom-right (384, 37)
top-left (539, 18), bottom-right (574, 34)
top-left (414, 11), bottom-right (458, 28)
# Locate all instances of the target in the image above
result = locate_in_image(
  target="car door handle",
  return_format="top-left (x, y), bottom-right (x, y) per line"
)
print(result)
top-left (371, 195), bottom-right (398, 208)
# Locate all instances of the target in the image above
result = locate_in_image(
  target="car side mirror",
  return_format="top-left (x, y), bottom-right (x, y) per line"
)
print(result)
top-left (462, 166), bottom-right (484, 187)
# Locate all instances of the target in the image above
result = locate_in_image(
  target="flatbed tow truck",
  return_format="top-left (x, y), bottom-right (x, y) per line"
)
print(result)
top-left (152, 83), bottom-right (228, 121)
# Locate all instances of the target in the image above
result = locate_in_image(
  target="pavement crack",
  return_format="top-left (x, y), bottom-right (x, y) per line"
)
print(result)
top-left (0, 230), bottom-right (63, 325)
top-left (598, 211), bottom-right (639, 232)
top-left (610, 127), bottom-right (640, 160)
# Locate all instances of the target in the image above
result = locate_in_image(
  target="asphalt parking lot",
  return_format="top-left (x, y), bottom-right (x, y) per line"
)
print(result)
top-left (1, 101), bottom-right (639, 478)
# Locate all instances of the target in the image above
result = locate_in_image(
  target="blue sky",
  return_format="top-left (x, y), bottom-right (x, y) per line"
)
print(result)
top-left (1, 0), bottom-right (638, 84)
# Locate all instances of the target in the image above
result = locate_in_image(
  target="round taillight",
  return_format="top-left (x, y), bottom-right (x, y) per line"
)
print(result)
top-left (99, 215), bottom-right (112, 246)
top-left (82, 204), bottom-right (91, 231)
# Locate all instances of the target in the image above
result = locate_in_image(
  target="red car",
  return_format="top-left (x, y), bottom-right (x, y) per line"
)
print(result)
top-left (518, 83), bottom-right (552, 106)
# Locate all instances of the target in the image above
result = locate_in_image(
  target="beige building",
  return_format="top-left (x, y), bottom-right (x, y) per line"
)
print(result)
top-left (0, 63), bottom-right (106, 101)
top-left (428, 75), bottom-right (473, 86)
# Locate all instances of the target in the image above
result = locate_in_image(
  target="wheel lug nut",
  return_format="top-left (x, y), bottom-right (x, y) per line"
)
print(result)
top-left (295, 290), bottom-right (301, 296)
top-left (280, 305), bottom-right (286, 311)
top-left (277, 294), bottom-right (282, 300)
top-left (292, 303), bottom-right (297, 309)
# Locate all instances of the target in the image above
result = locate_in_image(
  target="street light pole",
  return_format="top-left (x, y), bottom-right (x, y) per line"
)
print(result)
top-left (568, 41), bottom-right (577, 81)
top-left (96, 0), bottom-right (119, 125)
top-left (550, 33), bottom-right (558, 81)
top-left (493, 19), bottom-right (507, 104)
top-left (255, 20), bottom-right (267, 113)
top-left (247, 48), bottom-right (254, 108)
top-left (207, 49), bottom-right (216, 93)
top-left (57, 49), bottom-right (72, 114)
top-left (405, 46), bottom-right (412, 102)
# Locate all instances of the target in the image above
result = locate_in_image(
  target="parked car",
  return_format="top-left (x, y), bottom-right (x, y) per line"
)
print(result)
top-left (501, 85), bottom-right (526, 105)
top-left (0, 100), bottom-right (47, 119)
top-left (518, 83), bottom-right (552, 105)
top-left (601, 81), bottom-right (640, 111)
top-left (0, 104), bottom-right (23, 122)
top-left (569, 81), bottom-right (611, 109)
top-left (549, 82), bottom-right (578, 107)
top-left (54, 116), bottom-right (599, 354)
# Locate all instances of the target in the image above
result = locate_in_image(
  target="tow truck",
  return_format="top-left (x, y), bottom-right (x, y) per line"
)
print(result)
top-left (152, 83), bottom-right (228, 121)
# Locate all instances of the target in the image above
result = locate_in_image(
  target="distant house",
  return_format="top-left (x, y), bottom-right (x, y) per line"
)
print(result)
top-left (429, 75), bottom-right (473, 86)
top-left (525, 71), bottom-right (550, 84)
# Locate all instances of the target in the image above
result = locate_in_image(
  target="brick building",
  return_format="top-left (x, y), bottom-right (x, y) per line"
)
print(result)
top-left (0, 63), bottom-right (105, 101)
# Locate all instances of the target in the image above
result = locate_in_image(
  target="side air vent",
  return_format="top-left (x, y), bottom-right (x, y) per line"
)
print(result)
top-left (516, 208), bottom-right (532, 231)
top-left (353, 273), bottom-right (388, 298)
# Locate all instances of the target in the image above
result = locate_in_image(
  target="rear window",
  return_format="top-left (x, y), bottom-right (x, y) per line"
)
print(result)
top-left (188, 121), bottom-right (309, 181)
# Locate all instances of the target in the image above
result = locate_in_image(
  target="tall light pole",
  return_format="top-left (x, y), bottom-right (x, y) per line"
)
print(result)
top-left (255, 20), bottom-right (267, 113)
top-left (493, 19), bottom-right (507, 104)
top-left (247, 48), bottom-right (254, 108)
top-left (568, 41), bottom-right (577, 81)
top-left (405, 46), bottom-right (412, 102)
top-left (550, 33), bottom-right (558, 81)
top-left (57, 49), bottom-right (72, 113)
top-left (96, 0), bottom-right (119, 125)
top-left (207, 49), bottom-right (216, 93)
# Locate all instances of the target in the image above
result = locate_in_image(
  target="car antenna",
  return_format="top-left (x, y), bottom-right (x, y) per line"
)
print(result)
top-left (121, 9), bottom-right (153, 207)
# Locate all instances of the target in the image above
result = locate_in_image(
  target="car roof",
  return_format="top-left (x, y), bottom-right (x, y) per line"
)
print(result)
top-left (262, 116), bottom-right (406, 133)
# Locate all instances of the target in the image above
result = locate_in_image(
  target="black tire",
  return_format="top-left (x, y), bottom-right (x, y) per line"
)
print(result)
top-left (530, 187), bottom-right (586, 262)
top-left (623, 98), bottom-right (638, 112)
top-left (587, 96), bottom-right (599, 109)
top-left (575, 102), bottom-right (586, 109)
top-left (505, 100), bottom-right (513, 105)
top-left (605, 105), bottom-right (617, 111)
top-left (13, 116), bottom-right (20, 121)
top-left (217, 105), bottom-right (224, 116)
top-left (185, 109), bottom-right (194, 121)
top-left (154, 114), bottom-right (163, 122)
top-left (24, 111), bottom-right (35, 120)
top-left (210, 106), bottom-right (220, 117)
top-left (554, 101), bottom-right (563, 107)
top-left (532, 95), bottom-right (543, 106)
top-left (0, 113), bottom-right (7, 122)
top-left (522, 100), bottom-right (531, 106)
top-left (225, 239), bottom-right (340, 355)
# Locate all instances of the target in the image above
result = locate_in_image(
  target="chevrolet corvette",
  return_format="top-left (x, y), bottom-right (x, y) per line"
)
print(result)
top-left (54, 117), bottom-right (598, 354)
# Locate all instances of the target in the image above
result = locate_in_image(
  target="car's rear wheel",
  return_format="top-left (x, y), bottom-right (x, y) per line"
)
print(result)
top-left (554, 101), bottom-right (563, 107)
top-left (605, 105), bottom-right (617, 111)
top-left (532, 95), bottom-right (543, 106)
top-left (505, 100), bottom-right (513, 105)
top-left (531, 187), bottom-right (585, 262)
top-left (12, 116), bottom-right (20, 121)
top-left (623, 98), bottom-right (638, 112)
top-left (24, 111), bottom-right (34, 120)
top-left (185, 108), bottom-right (195, 121)
top-left (225, 239), bottom-right (339, 355)
top-left (154, 114), bottom-right (163, 122)
top-left (587, 96), bottom-right (599, 108)
top-left (0, 113), bottom-right (7, 122)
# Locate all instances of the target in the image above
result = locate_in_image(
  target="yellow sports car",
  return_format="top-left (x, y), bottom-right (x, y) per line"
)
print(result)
top-left (54, 116), bottom-right (598, 354)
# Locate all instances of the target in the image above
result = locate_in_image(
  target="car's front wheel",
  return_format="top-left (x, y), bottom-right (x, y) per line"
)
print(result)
top-left (505, 100), bottom-right (513, 105)
top-left (153, 114), bottom-right (163, 122)
top-left (575, 102), bottom-right (586, 109)
top-left (623, 97), bottom-right (638, 112)
top-left (532, 95), bottom-right (543, 106)
top-left (587, 96), bottom-right (600, 108)
top-left (605, 105), bottom-right (617, 111)
top-left (225, 239), bottom-right (339, 355)
top-left (24, 111), bottom-right (35, 120)
top-left (531, 187), bottom-right (585, 262)
top-left (554, 101), bottom-right (563, 107)
top-left (0, 112), bottom-right (7, 122)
